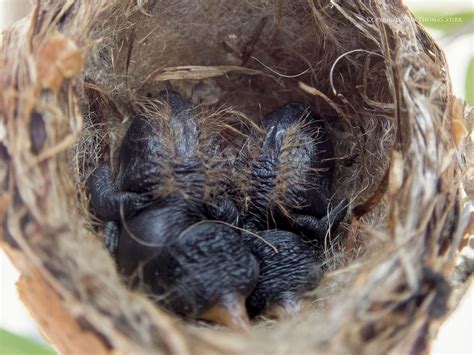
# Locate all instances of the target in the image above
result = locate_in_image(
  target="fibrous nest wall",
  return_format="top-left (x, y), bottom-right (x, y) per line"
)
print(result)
top-left (0, 1), bottom-right (472, 354)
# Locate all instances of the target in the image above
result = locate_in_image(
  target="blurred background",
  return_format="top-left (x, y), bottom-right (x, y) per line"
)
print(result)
top-left (0, 0), bottom-right (472, 354)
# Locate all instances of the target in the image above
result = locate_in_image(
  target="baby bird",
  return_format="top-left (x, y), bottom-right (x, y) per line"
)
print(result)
top-left (233, 103), bottom-right (346, 318)
top-left (244, 229), bottom-right (323, 319)
top-left (88, 90), bottom-right (258, 330)
top-left (118, 205), bottom-right (258, 331)
top-left (236, 102), bottom-right (347, 241)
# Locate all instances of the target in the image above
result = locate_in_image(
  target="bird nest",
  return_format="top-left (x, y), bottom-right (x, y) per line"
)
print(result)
top-left (1, 0), bottom-right (472, 354)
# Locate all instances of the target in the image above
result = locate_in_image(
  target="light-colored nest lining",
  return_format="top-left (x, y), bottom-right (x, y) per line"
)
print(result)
top-left (0, 0), bottom-right (472, 354)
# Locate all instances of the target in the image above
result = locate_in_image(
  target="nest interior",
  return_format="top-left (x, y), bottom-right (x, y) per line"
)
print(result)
top-left (0, 1), bottom-right (471, 354)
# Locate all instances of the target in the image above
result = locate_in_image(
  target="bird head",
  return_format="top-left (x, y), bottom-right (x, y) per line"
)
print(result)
top-left (261, 102), bottom-right (312, 155)
top-left (154, 221), bottom-right (259, 332)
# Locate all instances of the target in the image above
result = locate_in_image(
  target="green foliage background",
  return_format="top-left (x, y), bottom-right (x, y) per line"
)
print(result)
top-left (0, 329), bottom-right (55, 355)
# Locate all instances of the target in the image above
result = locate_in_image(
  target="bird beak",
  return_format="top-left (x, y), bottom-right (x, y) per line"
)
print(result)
top-left (200, 295), bottom-right (251, 333)
top-left (264, 300), bottom-right (302, 320)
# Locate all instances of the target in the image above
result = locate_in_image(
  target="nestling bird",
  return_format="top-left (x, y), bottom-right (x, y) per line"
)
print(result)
top-left (118, 205), bottom-right (258, 331)
top-left (244, 229), bottom-right (323, 319)
top-left (235, 102), bottom-right (347, 241)
top-left (87, 90), bottom-right (258, 330)
top-left (232, 102), bottom-right (346, 318)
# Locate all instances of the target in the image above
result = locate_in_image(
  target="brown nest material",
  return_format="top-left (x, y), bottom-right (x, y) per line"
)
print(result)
top-left (1, 1), bottom-right (472, 354)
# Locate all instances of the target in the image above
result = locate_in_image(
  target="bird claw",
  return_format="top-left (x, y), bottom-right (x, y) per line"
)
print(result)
top-left (326, 198), bottom-right (348, 228)
top-left (292, 198), bottom-right (348, 242)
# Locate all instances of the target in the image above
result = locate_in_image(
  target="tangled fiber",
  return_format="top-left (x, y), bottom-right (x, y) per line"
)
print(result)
top-left (0, 0), bottom-right (472, 354)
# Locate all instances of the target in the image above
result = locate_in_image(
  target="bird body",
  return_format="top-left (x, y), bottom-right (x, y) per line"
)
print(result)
top-left (115, 198), bottom-right (201, 278)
